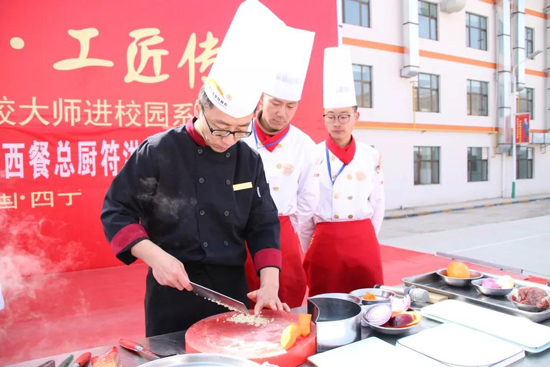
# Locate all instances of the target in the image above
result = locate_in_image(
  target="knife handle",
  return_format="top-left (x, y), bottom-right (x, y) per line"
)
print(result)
top-left (73, 352), bottom-right (91, 367)
top-left (119, 339), bottom-right (141, 351)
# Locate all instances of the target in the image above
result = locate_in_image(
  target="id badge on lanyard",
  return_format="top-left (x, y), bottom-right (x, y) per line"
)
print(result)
top-left (253, 127), bottom-right (289, 149)
top-left (326, 146), bottom-right (346, 186)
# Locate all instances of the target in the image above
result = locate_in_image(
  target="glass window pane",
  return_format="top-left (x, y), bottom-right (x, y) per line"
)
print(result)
top-left (432, 90), bottom-right (439, 112)
top-left (466, 27), bottom-right (470, 47)
top-left (528, 148), bottom-right (533, 159)
top-left (469, 14), bottom-right (480, 28)
top-left (432, 162), bottom-right (439, 184)
top-left (418, 73), bottom-right (431, 88)
top-left (420, 147), bottom-right (431, 160)
top-left (482, 82), bottom-right (488, 94)
top-left (431, 75), bottom-right (439, 89)
top-left (480, 16), bottom-right (487, 29)
top-left (433, 147), bottom-right (440, 160)
top-left (480, 30), bottom-right (487, 50)
top-left (365, 66), bottom-right (371, 82)
top-left (419, 16), bottom-right (430, 39)
top-left (421, 162), bottom-right (432, 184)
top-left (344, 0), bottom-right (360, 25)
top-left (430, 3), bottom-right (437, 17)
top-left (353, 64), bottom-right (361, 81)
top-left (482, 161), bottom-right (488, 181)
top-left (420, 1), bottom-right (430, 16)
top-left (362, 3), bottom-right (369, 27)
top-left (355, 81), bottom-right (362, 106)
top-left (430, 19), bottom-right (437, 40)
top-left (518, 160), bottom-right (527, 179)
top-left (528, 161), bottom-right (533, 178)
top-left (471, 95), bottom-right (481, 115)
top-left (470, 81), bottom-right (481, 94)
top-left (467, 93), bottom-right (471, 114)
top-left (470, 29), bottom-right (480, 49)
top-left (419, 88), bottom-right (431, 111)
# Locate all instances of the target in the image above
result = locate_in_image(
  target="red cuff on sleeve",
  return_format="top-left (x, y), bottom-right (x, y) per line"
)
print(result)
top-left (253, 248), bottom-right (282, 273)
top-left (111, 223), bottom-right (149, 254)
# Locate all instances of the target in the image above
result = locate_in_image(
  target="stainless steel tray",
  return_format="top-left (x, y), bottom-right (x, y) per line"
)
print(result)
top-left (403, 270), bottom-right (550, 323)
top-left (138, 354), bottom-right (260, 367)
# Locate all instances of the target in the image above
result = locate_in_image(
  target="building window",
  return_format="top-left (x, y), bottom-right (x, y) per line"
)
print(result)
top-left (518, 87), bottom-right (534, 120)
top-left (419, 1), bottom-right (438, 40)
top-left (467, 80), bottom-right (488, 116)
top-left (466, 13), bottom-right (487, 51)
top-left (342, 0), bottom-right (370, 27)
top-left (525, 27), bottom-right (534, 58)
top-left (468, 147), bottom-right (488, 182)
top-left (517, 147), bottom-right (533, 179)
top-left (414, 146), bottom-right (440, 185)
top-left (353, 64), bottom-right (372, 108)
top-left (415, 73), bottom-right (439, 112)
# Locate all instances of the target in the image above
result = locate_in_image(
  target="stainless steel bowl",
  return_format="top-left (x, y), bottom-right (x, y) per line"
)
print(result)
top-left (471, 278), bottom-right (514, 296)
top-left (437, 268), bottom-right (483, 287)
top-left (367, 322), bottom-right (420, 335)
top-left (507, 289), bottom-right (548, 312)
top-left (349, 288), bottom-right (395, 305)
top-left (309, 292), bottom-right (362, 305)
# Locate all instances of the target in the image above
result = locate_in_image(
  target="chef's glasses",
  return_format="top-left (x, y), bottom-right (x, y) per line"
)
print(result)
top-left (323, 114), bottom-right (354, 124)
top-left (200, 104), bottom-right (252, 138)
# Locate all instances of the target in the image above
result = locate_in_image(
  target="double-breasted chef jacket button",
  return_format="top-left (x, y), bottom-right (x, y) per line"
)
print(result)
top-left (199, 210), bottom-right (205, 216)
top-left (224, 241), bottom-right (229, 246)
top-left (334, 194), bottom-right (339, 199)
top-left (203, 242), bottom-right (208, 248)
top-left (348, 215), bottom-right (354, 219)
top-left (198, 148), bottom-right (203, 154)
top-left (347, 174), bottom-right (353, 180)
top-left (224, 210), bottom-right (230, 216)
top-left (276, 163), bottom-right (282, 169)
top-left (348, 196), bottom-right (353, 200)
top-left (334, 214), bottom-right (339, 219)
top-left (273, 187), bottom-right (279, 191)
top-left (191, 198), bottom-right (197, 205)
top-left (226, 179), bottom-right (231, 185)
top-left (225, 153), bottom-right (231, 158)
top-left (199, 177), bottom-right (205, 184)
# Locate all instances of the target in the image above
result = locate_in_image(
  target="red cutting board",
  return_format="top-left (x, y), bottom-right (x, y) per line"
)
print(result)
top-left (185, 310), bottom-right (316, 367)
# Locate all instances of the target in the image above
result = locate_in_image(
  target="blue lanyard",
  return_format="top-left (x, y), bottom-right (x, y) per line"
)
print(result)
top-left (253, 126), bottom-right (289, 149)
top-left (326, 146), bottom-right (346, 185)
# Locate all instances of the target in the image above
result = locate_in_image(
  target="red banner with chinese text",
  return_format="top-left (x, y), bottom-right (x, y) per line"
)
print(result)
top-left (0, 0), bottom-right (337, 273)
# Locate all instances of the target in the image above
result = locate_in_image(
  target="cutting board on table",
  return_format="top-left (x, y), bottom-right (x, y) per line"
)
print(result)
top-left (185, 310), bottom-right (316, 367)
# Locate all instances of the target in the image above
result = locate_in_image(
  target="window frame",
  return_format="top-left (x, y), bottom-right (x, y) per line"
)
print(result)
top-left (414, 146), bottom-right (441, 185)
top-left (466, 12), bottom-right (488, 51)
top-left (353, 64), bottom-right (372, 108)
top-left (419, 1), bottom-right (438, 40)
top-left (415, 73), bottom-right (440, 113)
top-left (518, 87), bottom-right (534, 120)
top-left (525, 27), bottom-right (534, 58)
top-left (467, 80), bottom-right (489, 116)
top-left (467, 147), bottom-right (489, 182)
top-left (342, 0), bottom-right (370, 27)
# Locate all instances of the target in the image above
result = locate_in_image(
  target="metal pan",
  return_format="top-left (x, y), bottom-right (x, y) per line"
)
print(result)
top-left (138, 354), bottom-right (260, 367)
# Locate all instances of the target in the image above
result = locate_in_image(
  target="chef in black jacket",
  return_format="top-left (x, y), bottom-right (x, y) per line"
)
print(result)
top-left (100, 0), bottom-right (290, 337)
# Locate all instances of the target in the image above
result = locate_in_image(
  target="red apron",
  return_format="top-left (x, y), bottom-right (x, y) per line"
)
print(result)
top-left (303, 219), bottom-right (384, 297)
top-left (245, 216), bottom-right (307, 308)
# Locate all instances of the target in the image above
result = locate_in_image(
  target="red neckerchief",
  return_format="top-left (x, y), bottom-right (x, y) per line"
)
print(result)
top-left (326, 135), bottom-right (356, 165)
top-left (254, 119), bottom-right (291, 152)
top-left (185, 118), bottom-right (206, 147)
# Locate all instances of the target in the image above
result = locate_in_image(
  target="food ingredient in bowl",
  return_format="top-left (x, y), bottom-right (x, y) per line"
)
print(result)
top-left (481, 279), bottom-right (500, 289)
top-left (511, 287), bottom-right (550, 309)
top-left (447, 261), bottom-right (470, 278)
top-left (362, 291), bottom-right (376, 300)
top-left (385, 311), bottom-right (421, 328)
top-left (497, 275), bottom-right (514, 289)
top-left (364, 303), bottom-right (392, 326)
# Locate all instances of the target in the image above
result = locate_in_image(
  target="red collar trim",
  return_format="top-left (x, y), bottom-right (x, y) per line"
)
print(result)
top-left (326, 135), bottom-right (356, 165)
top-left (185, 118), bottom-right (206, 147)
top-left (254, 119), bottom-right (290, 152)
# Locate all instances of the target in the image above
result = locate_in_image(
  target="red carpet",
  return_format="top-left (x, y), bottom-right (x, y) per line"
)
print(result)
top-left (0, 245), bottom-right (545, 366)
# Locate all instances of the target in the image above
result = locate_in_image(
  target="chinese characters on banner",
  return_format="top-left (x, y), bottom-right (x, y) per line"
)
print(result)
top-left (1, 0), bottom-right (336, 272)
top-left (515, 113), bottom-right (530, 144)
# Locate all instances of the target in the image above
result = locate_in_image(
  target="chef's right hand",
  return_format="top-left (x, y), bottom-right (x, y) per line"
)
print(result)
top-left (131, 239), bottom-right (192, 291)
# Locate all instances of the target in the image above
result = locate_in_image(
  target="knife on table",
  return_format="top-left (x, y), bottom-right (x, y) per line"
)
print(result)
top-left (189, 281), bottom-right (249, 314)
top-left (58, 355), bottom-right (74, 367)
top-left (71, 352), bottom-right (91, 367)
top-left (119, 339), bottom-right (166, 360)
top-left (36, 360), bottom-right (55, 367)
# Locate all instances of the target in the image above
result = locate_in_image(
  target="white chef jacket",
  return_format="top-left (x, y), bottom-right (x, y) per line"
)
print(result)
top-left (302, 138), bottom-right (385, 251)
top-left (243, 124), bottom-right (319, 249)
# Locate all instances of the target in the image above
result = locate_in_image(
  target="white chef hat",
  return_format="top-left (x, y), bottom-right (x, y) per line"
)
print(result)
top-left (204, 0), bottom-right (285, 118)
top-left (263, 26), bottom-right (315, 102)
top-left (323, 46), bottom-right (357, 109)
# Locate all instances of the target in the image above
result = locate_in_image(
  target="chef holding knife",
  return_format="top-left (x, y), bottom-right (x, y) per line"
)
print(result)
top-left (101, 0), bottom-right (290, 337)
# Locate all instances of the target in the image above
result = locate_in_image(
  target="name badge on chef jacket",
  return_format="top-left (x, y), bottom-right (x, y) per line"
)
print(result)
top-left (233, 182), bottom-right (253, 191)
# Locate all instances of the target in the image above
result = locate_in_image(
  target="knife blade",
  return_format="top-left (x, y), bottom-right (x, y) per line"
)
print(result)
top-left (119, 339), bottom-right (160, 360)
top-left (36, 360), bottom-right (55, 367)
top-left (189, 281), bottom-right (249, 314)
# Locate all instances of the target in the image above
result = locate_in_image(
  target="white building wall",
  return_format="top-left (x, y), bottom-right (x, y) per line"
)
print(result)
top-left (340, 0), bottom-right (550, 209)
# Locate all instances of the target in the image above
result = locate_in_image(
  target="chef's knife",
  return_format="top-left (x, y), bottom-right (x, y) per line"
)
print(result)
top-left (119, 339), bottom-right (161, 360)
top-left (36, 360), bottom-right (55, 367)
top-left (71, 352), bottom-right (91, 367)
top-left (58, 355), bottom-right (74, 367)
top-left (189, 281), bottom-right (249, 314)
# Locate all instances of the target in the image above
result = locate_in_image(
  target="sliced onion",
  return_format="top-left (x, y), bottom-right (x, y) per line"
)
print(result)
top-left (364, 304), bottom-right (392, 326)
top-left (390, 294), bottom-right (411, 313)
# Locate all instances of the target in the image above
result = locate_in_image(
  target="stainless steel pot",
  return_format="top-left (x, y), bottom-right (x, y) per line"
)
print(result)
top-left (307, 295), bottom-right (362, 352)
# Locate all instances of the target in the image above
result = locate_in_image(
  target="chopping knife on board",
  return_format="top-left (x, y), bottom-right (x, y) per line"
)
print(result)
top-left (36, 360), bottom-right (55, 367)
top-left (58, 355), bottom-right (74, 367)
top-left (189, 281), bottom-right (249, 314)
top-left (71, 352), bottom-right (91, 367)
top-left (118, 339), bottom-right (175, 360)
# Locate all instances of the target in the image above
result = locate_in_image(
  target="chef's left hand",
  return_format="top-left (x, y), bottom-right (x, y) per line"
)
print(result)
top-left (247, 267), bottom-right (290, 315)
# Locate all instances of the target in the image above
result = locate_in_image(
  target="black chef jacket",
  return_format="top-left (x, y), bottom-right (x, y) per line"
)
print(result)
top-left (101, 118), bottom-right (281, 336)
